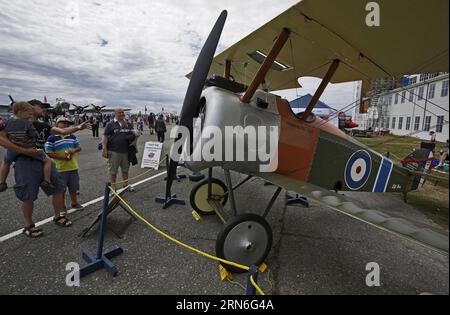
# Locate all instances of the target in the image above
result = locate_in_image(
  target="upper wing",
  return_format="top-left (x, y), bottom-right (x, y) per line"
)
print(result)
top-left (188, 0), bottom-right (449, 91)
top-left (260, 173), bottom-right (449, 254)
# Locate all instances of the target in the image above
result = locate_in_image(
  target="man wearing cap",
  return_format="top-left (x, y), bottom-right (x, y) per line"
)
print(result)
top-left (45, 117), bottom-right (83, 213)
top-left (102, 108), bottom-right (138, 191)
top-left (0, 100), bottom-right (90, 238)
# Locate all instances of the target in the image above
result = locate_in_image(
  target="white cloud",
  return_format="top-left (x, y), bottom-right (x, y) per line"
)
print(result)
top-left (0, 0), bottom-right (355, 113)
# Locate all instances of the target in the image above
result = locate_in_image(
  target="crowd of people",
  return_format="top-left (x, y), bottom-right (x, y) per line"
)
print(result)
top-left (0, 101), bottom-right (177, 238)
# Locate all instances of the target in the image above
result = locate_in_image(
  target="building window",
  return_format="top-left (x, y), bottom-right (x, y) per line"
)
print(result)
top-left (414, 116), bottom-right (420, 131)
top-left (388, 95), bottom-right (393, 106)
top-left (428, 83), bottom-right (436, 99)
top-left (398, 117), bottom-right (403, 130)
top-left (386, 117), bottom-right (390, 129)
top-left (441, 80), bottom-right (449, 97)
top-left (418, 86), bottom-right (424, 100)
top-left (436, 116), bottom-right (444, 133)
top-left (401, 91), bottom-right (406, 103)
top-left (430, 73), bottom-right (440, 79)
top-left (406, 117), bottom-right (411, 131)
top-left (392, 117), bottom-right (396, 129)
top-left (409, 89), bottom-right (414, 102)
top-left (423, 116), bottom-right (431, 131)
top-left (395, 93), bottom-right (399, 104)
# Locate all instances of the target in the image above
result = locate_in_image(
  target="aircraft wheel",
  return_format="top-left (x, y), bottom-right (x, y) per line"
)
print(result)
top-left (190, 178), bottom-right (228, 216)
top-left (216, 214), bottom-right (272, 274)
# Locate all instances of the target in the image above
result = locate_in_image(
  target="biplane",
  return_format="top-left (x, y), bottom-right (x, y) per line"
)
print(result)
top-left (163, 0), bottom-right (449, 272)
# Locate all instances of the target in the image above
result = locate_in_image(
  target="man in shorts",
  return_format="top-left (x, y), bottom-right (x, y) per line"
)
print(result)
top-left (102, 108), bottom-right (139, 191)
top-left (0, 102), bottom-right (54, 192)
top-left (0, 100), bottom-right (91, 237)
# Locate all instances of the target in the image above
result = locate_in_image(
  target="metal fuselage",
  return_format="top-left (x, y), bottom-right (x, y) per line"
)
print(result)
top-left (185, 86), bottom-right (411, 193)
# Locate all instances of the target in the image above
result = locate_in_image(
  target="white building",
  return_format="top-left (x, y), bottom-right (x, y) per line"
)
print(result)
top-left (355, 73), bottom-right (449, 142)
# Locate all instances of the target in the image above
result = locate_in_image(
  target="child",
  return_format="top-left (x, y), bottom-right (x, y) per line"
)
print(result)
top-left (45, 117), bottom-right (83, 211)
top-left (0, 102), bottom-right (53, 192)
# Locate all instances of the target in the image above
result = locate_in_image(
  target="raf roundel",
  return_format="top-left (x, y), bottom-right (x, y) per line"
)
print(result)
top-left (344, 150), bottom-right (372, 190)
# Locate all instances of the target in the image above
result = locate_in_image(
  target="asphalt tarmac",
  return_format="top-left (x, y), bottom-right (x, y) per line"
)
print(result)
top-left (0, 126), bottom-right (448, 295)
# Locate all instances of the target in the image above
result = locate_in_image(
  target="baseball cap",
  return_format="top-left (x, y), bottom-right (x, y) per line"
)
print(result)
top-left (28, 99), bottom-right (51, 108)
top-left (56, 116), bottom-right (73, 125)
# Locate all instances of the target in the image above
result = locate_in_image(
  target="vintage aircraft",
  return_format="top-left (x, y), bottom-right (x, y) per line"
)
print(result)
top-left (89, 104), bottom-right (106, 113)
top-left (87, 104), bottom-right (132, 114)
top-left (48, 99), bottom-right (90, 116)
top-left (162, 0), bottom-right (449, 272)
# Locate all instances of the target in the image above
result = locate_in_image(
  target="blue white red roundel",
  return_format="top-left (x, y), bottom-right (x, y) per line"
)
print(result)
top-left (344, 150), bottom-right (372, 190)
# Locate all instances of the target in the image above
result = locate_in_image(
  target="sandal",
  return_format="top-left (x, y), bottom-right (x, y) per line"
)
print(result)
top-left (22, 224), bottom-right (43, 238)
top-left (53, 215), bottom-right (73, 227)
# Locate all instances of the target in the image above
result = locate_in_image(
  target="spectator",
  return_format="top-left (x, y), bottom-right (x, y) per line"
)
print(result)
top-left (102, 108), bottom-right (139, 191)
top-left (148, 112), bottom-right (155, 135)
top-left (155, 114), bottom-right (167, 143)
top-left (435, 139), bottom-right (449, 169)
top-left (0, 100), bottom-right (91, 237)
top-left (429, 131), bottom-right (436, 143)
top-left (0, 102), bottom-right (54, 193)
top-left (45, 117), bottom-right (83, 213)
top-left (137, 115), bottom-right (144, 133)
top-left (90, 114), bottom-right (100, 138)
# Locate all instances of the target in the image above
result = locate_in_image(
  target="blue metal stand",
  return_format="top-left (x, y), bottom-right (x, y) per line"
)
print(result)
top-left (79, 183), bottom-right (123, 279)
top-left (155, 194), bottom-right (186, 209)
top-left (286, 193), bottom-right (309, 207)
top-left (156, 156), bottom-right (187, 209)
top-left (166, 174), bottom-right (187, 182)
top-left (246, 265), bottom-right (259, 296)
top-left (164, 157), bottom-right (187, 182)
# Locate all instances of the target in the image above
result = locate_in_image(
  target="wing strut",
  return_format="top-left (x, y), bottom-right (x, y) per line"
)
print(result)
top-left (301, 59), bottom-right (340, 120)
top-left (224, 59), bottom-right (231, 79)
top-left (240, 28), bottom-right (291, 103)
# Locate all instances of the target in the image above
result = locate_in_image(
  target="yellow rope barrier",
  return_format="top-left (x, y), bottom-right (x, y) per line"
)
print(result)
top-left (251, 275), bottom-right (265, 295)
top-left (109, 187), bottom-right (249, 271)
top-left (111, 156), bottom-right (167, 186)
top-left (108, 187), bottom-right (267, 295)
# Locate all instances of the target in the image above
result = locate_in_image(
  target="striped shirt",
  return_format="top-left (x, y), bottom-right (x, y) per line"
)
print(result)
top-left (4, 119), bottom-right (39, 148)
top-left (45, 134), bottom-right (80, 172)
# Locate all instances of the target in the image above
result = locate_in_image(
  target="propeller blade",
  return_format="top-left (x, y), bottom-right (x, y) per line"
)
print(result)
top-left (165, 10), bottom-right (227, 200)
top-left (8, 95), bottom-right (15, 103)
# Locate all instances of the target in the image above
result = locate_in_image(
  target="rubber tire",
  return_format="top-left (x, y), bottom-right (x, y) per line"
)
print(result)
top-left (190, 178), bottom-right (228, 216)
top-left (216, 214), bottom-right (272, 274)
top-left (189, 172), bottom-right (206, 182)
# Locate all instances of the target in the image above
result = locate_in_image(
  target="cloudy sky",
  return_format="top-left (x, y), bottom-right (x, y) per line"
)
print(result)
top-left (0, 0), bottom-right (357, 113)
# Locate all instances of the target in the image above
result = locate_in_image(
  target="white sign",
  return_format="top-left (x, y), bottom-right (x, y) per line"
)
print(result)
top-left (141, 142), bottom-right (163, 170)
